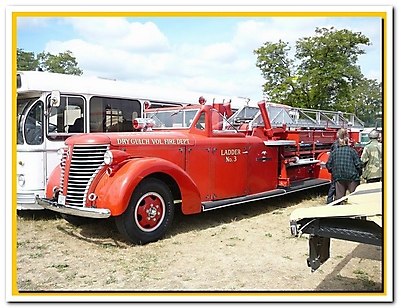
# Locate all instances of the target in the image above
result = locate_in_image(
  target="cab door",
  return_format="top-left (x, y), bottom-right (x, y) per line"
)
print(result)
top-left (209, 136), bottom-right (248, 200)
top-left (185, 141), bottom-right (212, 202)
top-left (208, 108), bottom-right (249, 200)
top-left (246, 141), bottom-right (279, 194)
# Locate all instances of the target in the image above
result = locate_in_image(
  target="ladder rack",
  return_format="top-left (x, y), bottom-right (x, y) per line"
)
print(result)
top-left (229, 102), bottom-right (365, 131)
top-left (266, 103), bottom-right (365, 130)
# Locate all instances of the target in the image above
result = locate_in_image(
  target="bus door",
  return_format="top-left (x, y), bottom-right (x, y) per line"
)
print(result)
top-left (17, 99), bottom-right (47, 209)
top-left (17, 94), bottom-right (86, 210)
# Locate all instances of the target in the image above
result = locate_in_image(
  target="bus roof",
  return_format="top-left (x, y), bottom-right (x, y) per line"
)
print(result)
top-left (17, 70), bottom-right (253, 109)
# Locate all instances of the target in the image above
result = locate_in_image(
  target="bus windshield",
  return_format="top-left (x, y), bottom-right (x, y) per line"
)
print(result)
top-left (17, 97), bottom-right (42, 145)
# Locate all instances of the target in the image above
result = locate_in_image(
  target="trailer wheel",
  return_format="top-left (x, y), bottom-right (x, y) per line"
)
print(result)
top-left (115, 178), bottom-right (174, 245)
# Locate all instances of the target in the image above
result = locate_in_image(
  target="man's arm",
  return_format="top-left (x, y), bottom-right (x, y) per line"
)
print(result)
top-left (361, 145), bottom-right (369, 164)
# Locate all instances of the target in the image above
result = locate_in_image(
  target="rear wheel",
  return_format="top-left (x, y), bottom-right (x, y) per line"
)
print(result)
top-left (115, 178), bottom-right (174, 245)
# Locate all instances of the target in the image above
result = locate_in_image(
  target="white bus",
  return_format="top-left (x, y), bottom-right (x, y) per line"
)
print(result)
top-left (16, 70), bottom-right (250, 210)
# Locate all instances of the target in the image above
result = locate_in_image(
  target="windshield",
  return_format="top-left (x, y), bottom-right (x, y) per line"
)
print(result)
top-left (17, 97), bottom-right (41, 145)
top-left (228, 105), bottom-right (262, 127)
top-left (146, 108), bottom-right (199, 128)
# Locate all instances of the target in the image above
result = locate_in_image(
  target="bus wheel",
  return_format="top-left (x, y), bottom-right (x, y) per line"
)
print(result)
top-left (115, 178), bottom-right (174, 245)
top-left (61, 213), bottom-right (94, 226)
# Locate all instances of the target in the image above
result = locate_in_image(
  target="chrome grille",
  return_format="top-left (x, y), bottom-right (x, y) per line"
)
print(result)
top-left (63, 144), bottom-right (109, 207)
top-left (59, 148), bottom-right (67, 189)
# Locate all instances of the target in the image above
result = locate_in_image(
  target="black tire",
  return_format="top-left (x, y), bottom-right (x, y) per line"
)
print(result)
top-left (115, 178), bottom-right (174, 245)
top-left (60, 213), bottom-right (94, 226)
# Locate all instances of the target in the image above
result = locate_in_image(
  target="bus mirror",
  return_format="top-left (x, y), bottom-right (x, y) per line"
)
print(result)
top-left (50, 90), bottom-right (61, 108)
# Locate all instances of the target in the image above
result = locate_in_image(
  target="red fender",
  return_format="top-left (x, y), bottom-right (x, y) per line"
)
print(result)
top-left (316, 152), bottom-right (332, 181)
top-left (93, 157), bottom-right (202, 216)
top-left (45, 164), bottom-right (62, 198)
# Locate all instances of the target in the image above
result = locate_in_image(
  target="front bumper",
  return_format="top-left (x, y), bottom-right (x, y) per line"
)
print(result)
top-left (36, 196), bottom-right (111, 219)
top-left (18, 191), bottom-right (45, 210)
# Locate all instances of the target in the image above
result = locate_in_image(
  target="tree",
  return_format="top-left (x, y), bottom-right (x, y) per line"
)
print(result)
top-left (349, 78), bottom-right (382, 127)
top-left (17, 49), bottom-right (83, 76)
top-left (17, 48), bottom-right (38, 71)
top-left (37, 50), bottom-right (83, 76)
top-left (253, 27), bottom-right (381, 121)
top-left (252, 40), bottom-right (297, 104)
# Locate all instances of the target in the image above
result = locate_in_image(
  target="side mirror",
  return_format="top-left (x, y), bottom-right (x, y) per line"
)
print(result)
top-left (50, 90), bottom-right (61, 108)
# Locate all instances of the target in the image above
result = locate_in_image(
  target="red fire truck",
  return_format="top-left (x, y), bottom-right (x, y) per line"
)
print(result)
top-left (37, 98), bottom-right (364, 245)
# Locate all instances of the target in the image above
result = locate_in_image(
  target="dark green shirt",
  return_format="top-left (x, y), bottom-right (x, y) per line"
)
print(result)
top-left (326, 145), bottom-right (363, 181)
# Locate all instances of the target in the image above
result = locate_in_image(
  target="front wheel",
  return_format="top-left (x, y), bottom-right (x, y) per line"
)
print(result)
top-left (115, 178), bottom-right (174, 245)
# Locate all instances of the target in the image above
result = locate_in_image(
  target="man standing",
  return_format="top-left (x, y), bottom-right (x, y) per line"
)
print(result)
top-left (361, 129), bottom-right (382, 183)
top-left (326, 128), bottom-right (348, 204)
top-left (326, 130), bottom-right (363, 203)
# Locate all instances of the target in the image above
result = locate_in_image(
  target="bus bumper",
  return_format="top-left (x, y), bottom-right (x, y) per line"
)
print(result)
top-left (36, 196), bottom-right (111, 219)
top-left (17, 192), bottom-right (45, 210)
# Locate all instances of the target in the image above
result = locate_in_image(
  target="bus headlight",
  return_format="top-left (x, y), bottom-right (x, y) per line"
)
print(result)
top-left (18, 174), bottom-right (25, 187)
top-left (104, 150), bottom-right (113, 165)
top-left (57, 148), bottom-right (65, 161)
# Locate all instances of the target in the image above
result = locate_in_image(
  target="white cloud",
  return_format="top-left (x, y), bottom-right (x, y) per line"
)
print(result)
top-left (44, 17), bottom-right (175, 81)
top-left (40, 16), bottom-right (382, 101)
top-left (233, 17), bottom-right (328, 50)
top-left (68, 17), bottom-right (170, 52)
top-left (202, 42), bottom-right (236, 61)
top-left (47, 18), bottom-right (264, 98)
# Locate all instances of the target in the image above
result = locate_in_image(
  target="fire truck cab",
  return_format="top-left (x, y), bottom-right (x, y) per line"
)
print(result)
top-left (37, 98), bottom-right (364, 245)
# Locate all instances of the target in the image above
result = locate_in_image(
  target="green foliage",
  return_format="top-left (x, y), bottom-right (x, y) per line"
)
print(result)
top-left (37, 50), bottom-right (83, 76)
top-left (17, 48), bottom-right (38, 71)
top-left (253, 40), bottom-right (295, 104)
top-left (17, 48), bottom-right (83, 76)
top-left (348, 78), bottom-right (382, 126)
top-left (253, 26), bottom-right (382, 121)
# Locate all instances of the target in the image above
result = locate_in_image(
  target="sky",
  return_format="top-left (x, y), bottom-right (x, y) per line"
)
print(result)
top-left (15, 11), bottom-right (384, 104)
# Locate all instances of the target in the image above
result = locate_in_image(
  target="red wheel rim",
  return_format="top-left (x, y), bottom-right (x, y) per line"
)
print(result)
top-left (134, 192), bottom-right (165, 232)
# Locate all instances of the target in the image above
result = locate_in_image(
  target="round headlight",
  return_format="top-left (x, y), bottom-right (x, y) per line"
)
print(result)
top-left (18, 174), bottom-right (25, 187)
top-left (104, 150), bottom-right (113, 165)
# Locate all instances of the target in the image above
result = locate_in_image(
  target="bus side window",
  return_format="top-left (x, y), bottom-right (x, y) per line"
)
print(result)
top-left (89, 97), bottom-right (104, 132)
top-left (90, 97), bottom-right (141, 132)
top-left (68, 117), bottom-right (84, 133)
top-left (48, 95), bottom-right (85, 134)
top-left (106, 108), bottom-right (124, 132)
top-left (65, 96), bottom-right (85, 133)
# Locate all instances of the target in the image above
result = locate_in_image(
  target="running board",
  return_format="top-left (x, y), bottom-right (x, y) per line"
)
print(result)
top-left (202, 178), bottom-right (330, 212)
top-left (284, 178), bottom-right (331, 193)
top-left (202, 189), bottom-right (287, 211)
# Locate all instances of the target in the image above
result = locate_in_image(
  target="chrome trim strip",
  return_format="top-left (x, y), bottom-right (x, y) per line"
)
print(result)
top-left (17, 148), bottom-right (59, 153)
